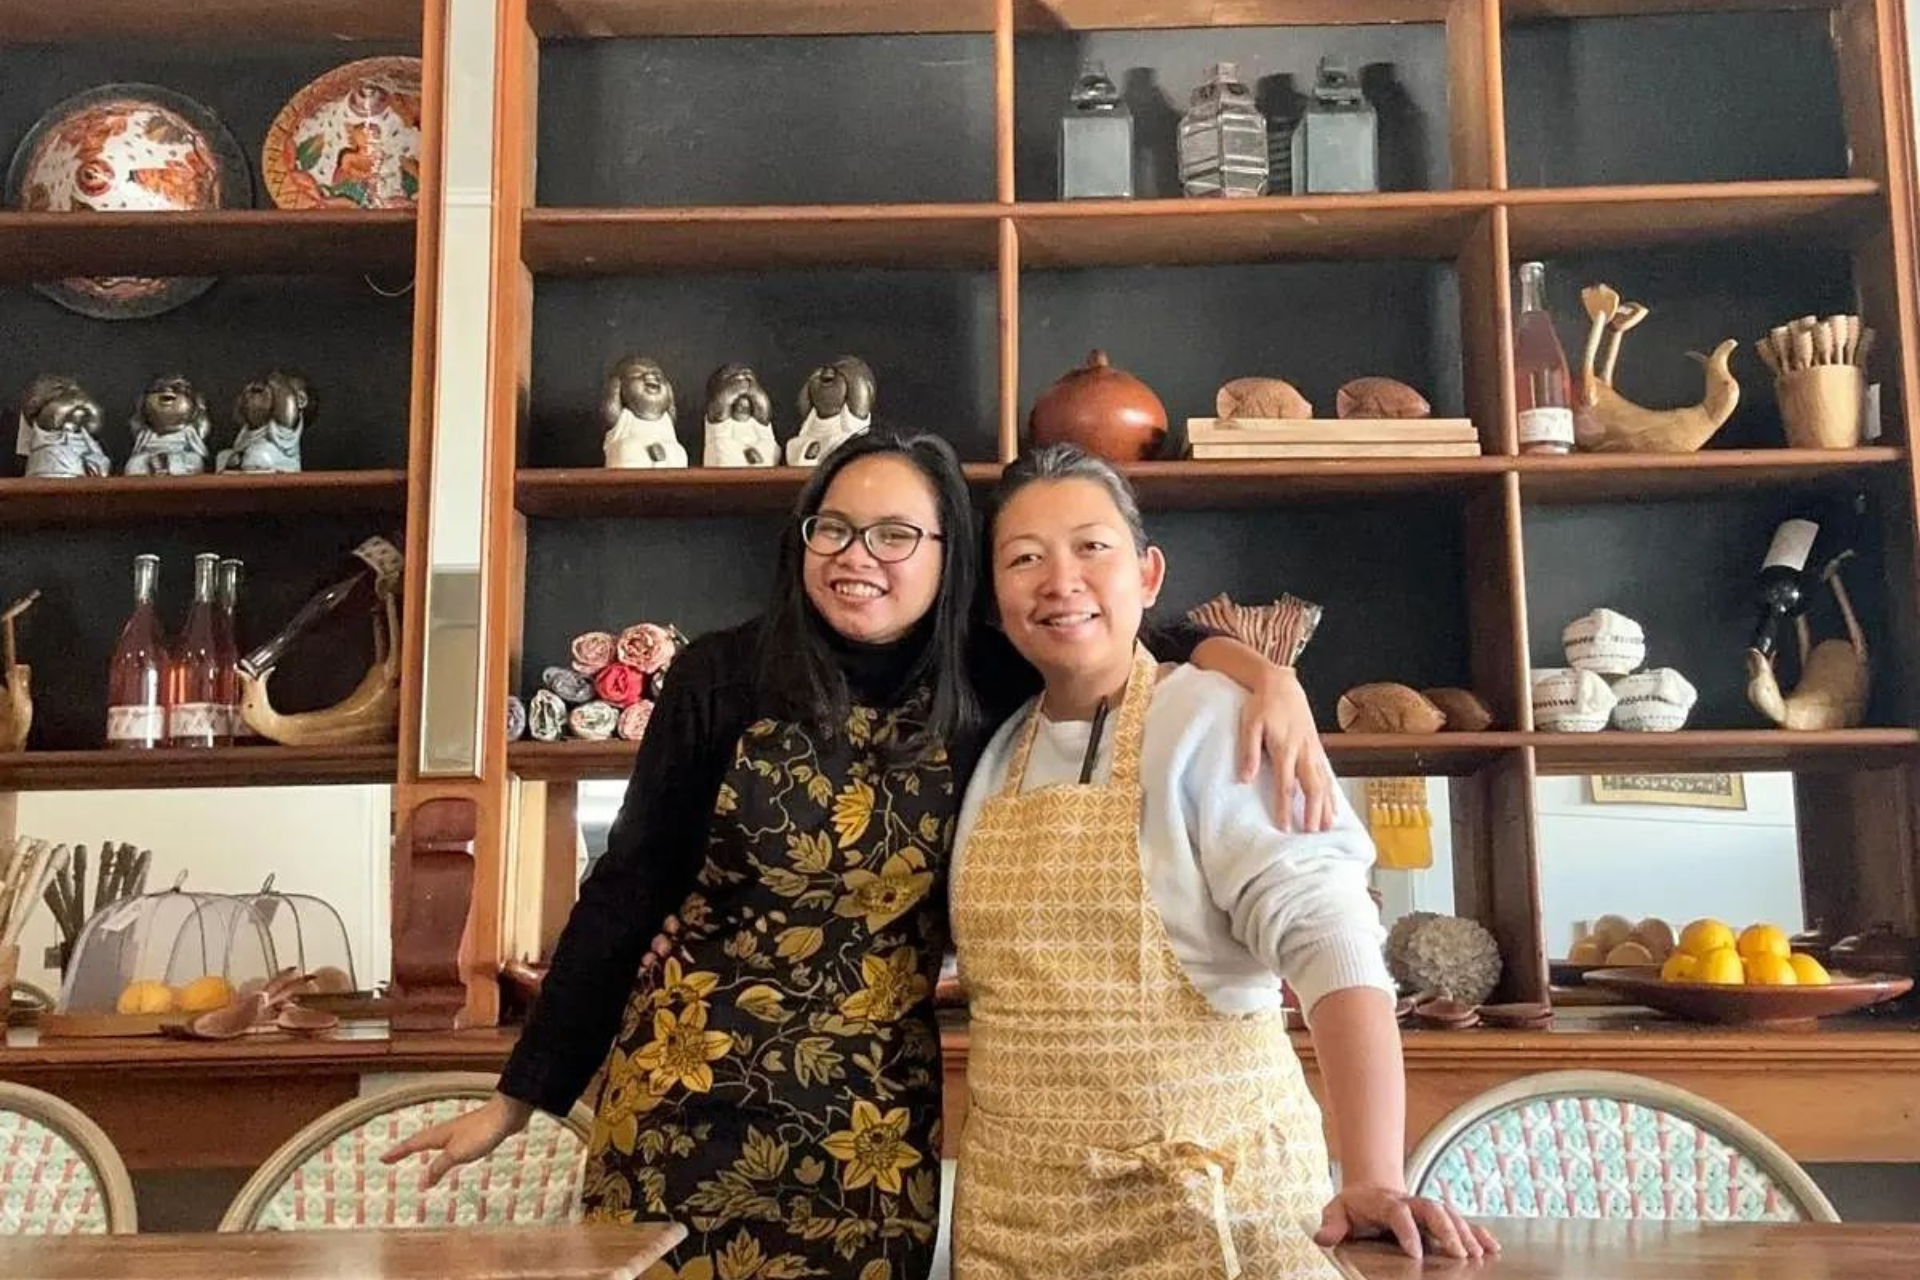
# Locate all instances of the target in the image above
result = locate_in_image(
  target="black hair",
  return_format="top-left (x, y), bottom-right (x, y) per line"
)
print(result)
top-left (983, 441), bottom-right (1150, 555)
top-left (755, 429), bottom-right (982, 760)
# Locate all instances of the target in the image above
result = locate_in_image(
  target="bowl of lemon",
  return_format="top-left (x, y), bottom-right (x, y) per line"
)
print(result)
top-left (1586, 918), bottom-right (1912, 1026)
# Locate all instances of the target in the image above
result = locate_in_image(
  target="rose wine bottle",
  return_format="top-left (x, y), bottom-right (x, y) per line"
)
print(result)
top-left (106, 554), bottom-right (170, 750)
top-left (1751, 517), bottom-right (1820, 657)
top-left (239, 536), bottom-right (402, 679)
top-left (216, 557), bottom-right (247, 742)
top-left (170, 553), bottom-right (230, 748)
top-left (1514, 260), bottom-right (1575, 455)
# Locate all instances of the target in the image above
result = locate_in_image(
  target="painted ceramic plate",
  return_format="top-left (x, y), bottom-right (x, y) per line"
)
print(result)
top-left (263, 57), bottom-right (423, 210)
top-left (5, 83), bottom-right (250, 320)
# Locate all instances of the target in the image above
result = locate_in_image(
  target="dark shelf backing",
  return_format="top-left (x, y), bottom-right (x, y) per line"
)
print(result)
top-left (535, 35), bottom-right (997, 207)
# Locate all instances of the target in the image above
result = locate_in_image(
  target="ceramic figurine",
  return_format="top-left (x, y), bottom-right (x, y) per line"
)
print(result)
top-left (1029, 350), bottom-right (1167, 462)
top-left (124, 375), bottom-right (212, 476)
top-left (1746, 552), bottom-right (1870, 730)
top-left (1532, 668), bottom-right (1616, 733)
top-left (702, 364), bottom-right (777, 468)
top-left (1577, 284), bottom-right (1739, 452)
top-left (16, 375), bottom-right (110, 478)
top-left (786, 355), bottom-right (875, 466)
top-left (600, 356), bottom-right (686, 469)
top-left (1611, 668), bottom-right (1697, 732)
top-left (1561, 607), bottom-right (1646, 676)
top-left (218, 372), bottom-right (311, 474)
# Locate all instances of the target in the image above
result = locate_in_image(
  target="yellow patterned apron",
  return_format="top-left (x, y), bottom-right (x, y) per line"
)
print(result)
top-left (951, 647), bottom-right (1341, 1280)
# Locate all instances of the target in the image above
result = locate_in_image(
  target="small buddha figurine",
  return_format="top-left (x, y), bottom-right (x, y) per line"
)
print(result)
top-left (702, 364), bottom-right (777, 467)
top-left (786, 355), bottom-right (875, 467)
top-left (16, 374), bottom-right (110, 478)
top-left (218, 371), bottom-right (312, 474)
top-left (600, 355), bottom-right (686, 469)
top-left (124, 374), bottom-right (212, 476)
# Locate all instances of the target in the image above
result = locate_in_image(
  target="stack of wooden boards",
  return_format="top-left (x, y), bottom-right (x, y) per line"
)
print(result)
top-left (1186, 416), bottom-right (1481, 459)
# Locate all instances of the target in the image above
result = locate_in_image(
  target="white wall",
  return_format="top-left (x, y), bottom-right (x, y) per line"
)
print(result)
top-left (12, 786), bottom-right (391, 1000)
top-left (1534, 773), bottom-right (1801, 954)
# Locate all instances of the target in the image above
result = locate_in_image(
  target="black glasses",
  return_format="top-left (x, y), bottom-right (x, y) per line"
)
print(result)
top-left (801, 514), bottom-right (943, 563)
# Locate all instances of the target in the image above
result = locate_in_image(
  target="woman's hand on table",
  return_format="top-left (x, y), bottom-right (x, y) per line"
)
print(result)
top-left (1313, 1183), bottom-right (1498, 1262)
top-left (1239, 665), bottom-right (1334, 832)
top-left (379, 1092), bottom-right (533, 1189)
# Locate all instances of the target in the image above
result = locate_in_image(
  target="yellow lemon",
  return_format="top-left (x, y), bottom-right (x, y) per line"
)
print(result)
top-left (177, 975), bottom-right (235, 1013)
top-left (1659, 952), bottom-right (1700, 983)
top-left (1736, 923), bottom-right (1790, 962)
top-left (1695, 946), bottom-right (1746, 986)
top-left (1678, 919), bottom-right (1735, 960)
top-left (1788, 954), bottom-right (1833, 986)
top-left (116, 980), bottom-right (175, 1015)
top-left (1744, 953), bottom-right (1799, 987)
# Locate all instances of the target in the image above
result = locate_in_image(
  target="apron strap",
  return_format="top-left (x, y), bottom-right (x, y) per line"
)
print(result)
top-left (1085, 1138), bottom-right (1243, 1280)
top-left (1002, 644), bottom-right (1159, 796)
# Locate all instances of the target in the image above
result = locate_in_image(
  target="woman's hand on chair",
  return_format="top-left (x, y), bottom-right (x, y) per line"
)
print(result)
top-left (1239, 665), bottom-right (1334, 832)
top-left (379, 1092), bottom-right (533, 1189)
top-left (1312, 1183), bottom-right (1498, 1261)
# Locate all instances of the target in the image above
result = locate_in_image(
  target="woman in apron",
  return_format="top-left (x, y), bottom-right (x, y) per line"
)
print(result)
top-left (952, 444), bottom-right (1498, 1277)
top-left (384, 431), bottom-right (1331, 1280)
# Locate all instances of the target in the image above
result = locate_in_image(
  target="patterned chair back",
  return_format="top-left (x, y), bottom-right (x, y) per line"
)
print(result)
top-left (1407, 1070), bottom-right (1836, 1223)
top-left (0, 1082), bottom-right (137, 1234)
top-left (219, 1073), bottom-right (593, 1231)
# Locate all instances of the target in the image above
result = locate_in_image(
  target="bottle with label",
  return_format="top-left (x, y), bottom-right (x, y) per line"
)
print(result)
top-left (1751, 517), bottom-right (1820, 657)
top-left (239, 536), bottom-right (403, 679)
top-left (170, 553), bottom-right (230, 748)
top-left (1178, 62), bottom-right (1268, 198)
top-left (106, 554), bottom-right (170, 749)
top-left (216, 558), bottom-right (247, 741)
top-left (1514, 260), bottom-right (1575, 455)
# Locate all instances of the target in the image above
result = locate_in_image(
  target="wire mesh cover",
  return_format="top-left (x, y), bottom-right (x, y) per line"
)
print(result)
top-left (56, 885), bottom-right (276, 1014)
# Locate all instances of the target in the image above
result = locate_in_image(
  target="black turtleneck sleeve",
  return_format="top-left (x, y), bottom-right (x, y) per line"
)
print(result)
top-left (497, 622), bottom-right (758, 1116)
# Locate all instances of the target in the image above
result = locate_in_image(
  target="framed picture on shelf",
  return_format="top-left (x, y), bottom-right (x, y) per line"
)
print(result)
top-left (1586, 773), bottom-right (1748, 811)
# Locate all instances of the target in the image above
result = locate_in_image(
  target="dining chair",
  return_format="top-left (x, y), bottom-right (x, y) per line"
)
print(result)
top-left (219, 1072), bottom-right (594, 1231)
top-left (1406, 1070), bottom-right (1837, 1222)
top-left (0, 1081), bottom-right (138, 1234)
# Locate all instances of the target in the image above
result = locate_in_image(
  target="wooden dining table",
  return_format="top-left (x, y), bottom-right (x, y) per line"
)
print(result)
top-left (0, 1221), bottom-right (686, 1280)
top-left (1329, 1218), bottom-right (1918, 1278)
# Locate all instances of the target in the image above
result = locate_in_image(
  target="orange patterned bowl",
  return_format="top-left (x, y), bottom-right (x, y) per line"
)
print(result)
top-left (263, 57), bottom-right (423, 210)
top-left (5, 83), bottom-right (250, 318)
top-left (1584, 967), bottom-right (1912, 1027)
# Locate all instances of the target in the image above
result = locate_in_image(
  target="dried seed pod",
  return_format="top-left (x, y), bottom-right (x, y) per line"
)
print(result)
top-left (1422, 687), bottom-right (1493, 732)
top-left (1336, 683), bottom-right (1446, 734)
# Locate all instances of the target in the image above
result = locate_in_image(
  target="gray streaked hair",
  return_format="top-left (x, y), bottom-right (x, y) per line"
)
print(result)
top-left (986, 443), bottom-right (1149, 551)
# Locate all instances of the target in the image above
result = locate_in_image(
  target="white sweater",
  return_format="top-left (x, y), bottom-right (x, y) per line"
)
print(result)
top-left (954, 664), bottom-right (1394, 1021)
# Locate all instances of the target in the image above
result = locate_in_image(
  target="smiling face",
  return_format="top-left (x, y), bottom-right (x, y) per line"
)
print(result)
top-left (801, 454), bottom-right (945, 646)
top-left (991, 477), bottom-right (1164, 708)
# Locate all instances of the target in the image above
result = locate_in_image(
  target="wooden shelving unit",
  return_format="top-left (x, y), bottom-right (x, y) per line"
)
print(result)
top-left (0, 745), bottom-right (398, 791)
top-left (0, 470), bottom-right (409, 527)
top-left (0, 211), bottom-right (417, 283)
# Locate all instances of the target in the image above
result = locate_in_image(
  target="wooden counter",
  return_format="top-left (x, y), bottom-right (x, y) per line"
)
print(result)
top-left (6, 1011), bottom-right (1918, 1171)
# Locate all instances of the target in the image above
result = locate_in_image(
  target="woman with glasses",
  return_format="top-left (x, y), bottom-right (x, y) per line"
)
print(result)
top-left (386, 430), bottom-right (1330, 1279)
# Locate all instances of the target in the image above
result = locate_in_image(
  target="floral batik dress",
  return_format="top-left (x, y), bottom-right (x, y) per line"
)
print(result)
top-left (582, 694), bottom-right (952, 1280)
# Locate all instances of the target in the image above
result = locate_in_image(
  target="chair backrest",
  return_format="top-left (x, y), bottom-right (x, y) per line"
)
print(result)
top-left (0, 1082), bottom-right (137, 1234)
top-left (1406, 1070), bottom-right (1837, 1223)
top-left (219, 1072), bottom-right (593, 1232)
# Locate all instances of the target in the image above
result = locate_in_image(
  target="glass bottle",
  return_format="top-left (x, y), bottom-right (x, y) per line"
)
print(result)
top-left (1750, 517), bottom-right (1819, 657)
top-left (216, 558), bottom-right (247, 742)
top-left (240, 536), bottom-right (402, 679)
top-left (1059, 61), bottom-right (1133, 200)
top-left (106, 554), bottom-right (170, 750)
top-left (170, 553), bottom-right (230, 748)
top-left (1514, 261), bottom-right (1575, 455)
top-left (1178, 62), bottom-right (1268, 198)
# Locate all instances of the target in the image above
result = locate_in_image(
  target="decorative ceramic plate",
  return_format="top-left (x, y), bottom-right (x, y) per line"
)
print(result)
top-left (5, 83), bottom-right (251, 320)
top-left (263, 56), bottom-right (423, 210)
top-left (1584, 967), bottom-right (1913, 1027)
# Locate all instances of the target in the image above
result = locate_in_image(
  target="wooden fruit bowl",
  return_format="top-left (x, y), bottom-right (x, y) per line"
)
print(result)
top-left (1583, 968), bottom-right (1913, 1027)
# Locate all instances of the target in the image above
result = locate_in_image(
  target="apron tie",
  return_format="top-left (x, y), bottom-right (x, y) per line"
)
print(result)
top-left (1086, 1140), bottom-right (1242, 1280)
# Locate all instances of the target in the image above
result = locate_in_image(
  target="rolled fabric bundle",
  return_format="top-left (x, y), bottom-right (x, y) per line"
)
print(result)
top-left (570, 630), bottom-right (616, 675)
top-left (542, 665), bottom-right (595, 705)
top-left (594, 662), bottom-right (645, 708)
top-left (618, 700), bottom-right (654, 743)
top-left (616, 622), bottom-right (677, 674)
top-left (506, 695), bottom-right (527, 742)
top-left (569, 699), bottom-right (619, 741)
top-left (528, 689), bottom-right (568, 741)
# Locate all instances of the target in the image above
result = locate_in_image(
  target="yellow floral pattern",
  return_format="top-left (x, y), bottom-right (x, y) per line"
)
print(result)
top-left (583, 694), bottom-right (952, 1278)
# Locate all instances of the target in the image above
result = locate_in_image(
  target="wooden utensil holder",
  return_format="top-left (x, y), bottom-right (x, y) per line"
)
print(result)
top-left (1777, 365), bottom-right (1865, 449)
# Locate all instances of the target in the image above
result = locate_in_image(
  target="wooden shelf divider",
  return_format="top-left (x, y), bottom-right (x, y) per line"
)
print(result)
top-left (516, 464), bottom-right (1003, 518)
top-left (521, 205), bottom-right (1003, 274)
top-left (1514, 447), bottom-right (1906, 502)
top-left (8, 0), bottom-right (422, 40)
top-left (0, 211), bottom-right (417, 284)
top-left (0, 745), bottom-right (399, 791)
top-left (0, 471), bottom-right (410, 528)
